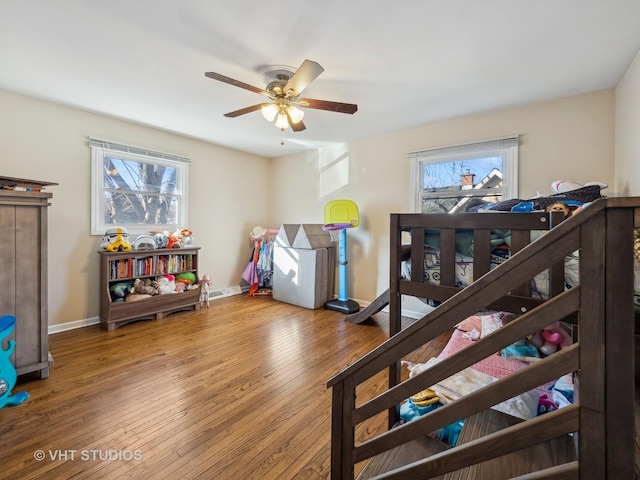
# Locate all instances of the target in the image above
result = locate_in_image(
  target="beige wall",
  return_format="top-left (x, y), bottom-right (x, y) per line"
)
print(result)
top-left (0, 84), bottom-right (624, 326)
top-left (269, 90), bottom-right (616, 305)
top-left (615, 48), bottom-right (640, 195)
top-left (0, 89), bottom-right (269, 327)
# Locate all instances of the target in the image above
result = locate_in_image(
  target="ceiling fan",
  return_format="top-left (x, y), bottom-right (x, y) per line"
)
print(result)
top-left (204, 60), bottom-right (357, 132)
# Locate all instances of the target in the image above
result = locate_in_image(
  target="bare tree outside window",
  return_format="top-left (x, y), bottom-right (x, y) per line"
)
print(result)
top-left (102, 157), bottom-right (179, 225)
top-left (91, 140), bottom-right (189, 235)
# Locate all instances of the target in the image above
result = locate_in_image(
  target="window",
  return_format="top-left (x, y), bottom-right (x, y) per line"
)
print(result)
top-left (409, 137), bottom-right (518, 214)
top-left (90, 138), bottom-right (189, 235)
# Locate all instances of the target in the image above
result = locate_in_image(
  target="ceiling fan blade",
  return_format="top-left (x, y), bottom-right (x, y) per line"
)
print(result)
top-left (285, 110), bottom-right (306, 132)
top-left (205, 72), bottom-right (269, 97)
top-left (297, 98), bottom-right (358, 115)
top-left (224, 104), bottom-right (270, 118)
top-left (284, 60), bottom-right (324, 97)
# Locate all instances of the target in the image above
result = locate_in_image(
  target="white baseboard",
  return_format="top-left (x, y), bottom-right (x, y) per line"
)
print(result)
top-left (48, 285), bottom-right (245, 334)
top-left (49, 316), bottom-right (100, 335)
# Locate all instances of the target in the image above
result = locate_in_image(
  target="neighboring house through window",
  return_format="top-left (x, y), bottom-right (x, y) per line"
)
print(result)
top-left (90, 138), bottom-right (190, 235)
top-left (409, 136), bottom-right (519, 214)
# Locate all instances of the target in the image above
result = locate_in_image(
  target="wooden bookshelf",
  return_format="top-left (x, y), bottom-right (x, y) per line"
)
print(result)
top-left (99, 247), bottom-right (201, 331)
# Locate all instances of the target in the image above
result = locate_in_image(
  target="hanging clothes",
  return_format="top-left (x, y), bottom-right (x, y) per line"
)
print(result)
top-left (241, 239), bottom-right (261, 295)
top-left (243, 227), bottom-right (278, 296)
top-left (257, 237), bottom-right (274, 288)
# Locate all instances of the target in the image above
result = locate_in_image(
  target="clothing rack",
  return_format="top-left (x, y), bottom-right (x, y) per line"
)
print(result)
top-left (242, 227), bottom-right (279, 296)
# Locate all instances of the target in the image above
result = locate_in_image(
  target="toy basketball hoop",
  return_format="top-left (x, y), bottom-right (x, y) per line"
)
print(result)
top-left (323, 200), bottom-right (360, 314)
top-left (323, 222), bottom-right (353, 243)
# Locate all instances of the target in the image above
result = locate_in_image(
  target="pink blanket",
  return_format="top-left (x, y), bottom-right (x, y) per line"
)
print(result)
top-left (439, 314), bottom-right (554, 393)
top-left (439, 319), bottom-right (528, 378)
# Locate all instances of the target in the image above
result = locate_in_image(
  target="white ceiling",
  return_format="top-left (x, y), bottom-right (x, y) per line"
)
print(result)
top-left (2, 1), bottom-right (640, 158)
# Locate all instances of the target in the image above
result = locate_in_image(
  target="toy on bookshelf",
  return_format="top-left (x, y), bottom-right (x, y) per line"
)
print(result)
top-left (152, 227), bottom-right (195, 249)
top-left (101, 226), bottom-right (132, 252)
top-left (133, 235), bottom-right (158, 250)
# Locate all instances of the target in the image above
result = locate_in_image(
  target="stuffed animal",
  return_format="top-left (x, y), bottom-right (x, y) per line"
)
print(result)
top-left (154, 233), bottom-right (169, 249)
top-left (539, 330), bottom-right (563, 356)
top-left (178, 228), bottom-right (194, 247)
top-left (530, 323), bottom-right (571, 356)
top-left (176, 272), bottom-right (197, 285)
top-left (130, 278), bottom-right (159, 296)
top-left (182, 233), bottom-right (195, 247)
top-left (109, 281), bottom-right (133, 302)
top-left (153, 230), bottom-right (179, 248)
top-left (166, 231), bottom-right (181, 249)
top-left (156, 274), bottom-right (176, 294)
top-left (153, 228), bottom-right (194, 249)
top-left (545, 202), bottom-right (572, 218)
top-left (199, 274), bottom-right (212, 308)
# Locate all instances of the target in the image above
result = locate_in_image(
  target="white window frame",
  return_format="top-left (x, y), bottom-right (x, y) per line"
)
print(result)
top-left (90, 138), bottom-right (190, 236)
top-left (409, 136), bottom-right (519, 213)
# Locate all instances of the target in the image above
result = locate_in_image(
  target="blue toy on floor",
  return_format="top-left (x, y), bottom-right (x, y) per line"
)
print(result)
top-left (0, 315), bottom-right (29, 409)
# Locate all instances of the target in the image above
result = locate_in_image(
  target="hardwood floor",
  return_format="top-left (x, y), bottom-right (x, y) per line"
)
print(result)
top-left (1, 295), bottom-right (449, 480)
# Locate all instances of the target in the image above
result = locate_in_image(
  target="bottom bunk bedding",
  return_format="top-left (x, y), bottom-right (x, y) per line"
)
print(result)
top-left (401, 243), bottom-right (581, 303)
top-left (437, 313), bottom-right (534, 379)
top-left (400, 312), bottom-right (574, 446)
top-left (402, 232), bottom-right (640, 312)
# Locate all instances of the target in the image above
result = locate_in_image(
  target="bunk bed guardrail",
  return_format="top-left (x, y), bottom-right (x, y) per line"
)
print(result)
top-left (327, 197), bottom-right (638, 480)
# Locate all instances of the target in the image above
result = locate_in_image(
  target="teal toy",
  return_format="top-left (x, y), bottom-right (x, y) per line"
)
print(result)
top-left (0, 315), bottom-right (29, 408)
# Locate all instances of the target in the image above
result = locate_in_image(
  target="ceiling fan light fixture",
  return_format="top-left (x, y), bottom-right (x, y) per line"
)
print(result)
top-left (261, 104), bottom-right (278, 122)
top-left (275, 112), bottom-right (289, 130)
top-left (286, 105), bottom-right (304, 124)
top-left (206, 59), bottom-right (357, 133)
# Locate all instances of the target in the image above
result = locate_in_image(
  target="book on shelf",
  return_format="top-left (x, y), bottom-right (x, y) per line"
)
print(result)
top-left (108, 252), bottom-right (196, 280)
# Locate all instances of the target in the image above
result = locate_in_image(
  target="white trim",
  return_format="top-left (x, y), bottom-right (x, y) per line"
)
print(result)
top-left (502, 141), bottom-right (519, 200)
top-left (410, 136), bottom-right (519, 213)
top-left (408, 135), bottom-right (519, 158)
top-left (409, 156), bottom-right (420, 212)
top-left (47, 284), bottom-right (245, 334)
top-left (48, 316), bottom-right (100, 335)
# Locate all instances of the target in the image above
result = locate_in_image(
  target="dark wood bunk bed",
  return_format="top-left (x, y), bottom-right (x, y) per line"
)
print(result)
top-left (328, 197), bottom-right (639, 479)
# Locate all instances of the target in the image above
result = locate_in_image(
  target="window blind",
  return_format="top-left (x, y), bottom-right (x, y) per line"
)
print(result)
top-left (408, 136), bottom-right (519, 159)
top-left (88, 137), bottom-right (191, 164)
